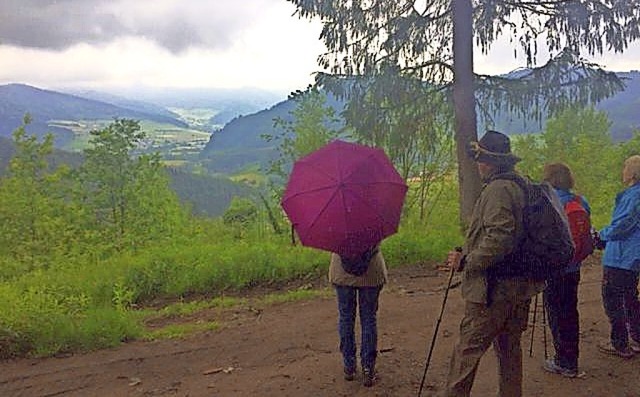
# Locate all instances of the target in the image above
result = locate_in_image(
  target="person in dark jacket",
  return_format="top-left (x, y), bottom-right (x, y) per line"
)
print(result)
top-left (542, 162), bottom-right (591, 377)
top-left (597, 155), bottom-right (640, 358)
top-left (440, 131), bottom-right (544, 397)
top-left (329, 245), bottom-right (387, 387)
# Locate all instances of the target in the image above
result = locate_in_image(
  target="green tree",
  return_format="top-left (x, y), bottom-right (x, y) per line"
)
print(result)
top-left (0, 116), bottom-right (76, 270)
top-left (222, 197), bottom-right (259, 238)
top-left (265, 87), bottom-right (341, 179)
top-left (513, 105), bottom-right (619, 224)
top-left (331, 65), bottom-right (455, 220)
top-left (289, 0), bottom-right (639, 223)
top-left (78, 119), bottom-right (188, 250)
top-left (262, 87), bottom-right (341, 234)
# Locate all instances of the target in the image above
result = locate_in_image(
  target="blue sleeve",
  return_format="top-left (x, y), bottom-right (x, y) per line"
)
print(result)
top-left (600, 193), bottom-right (640, 241)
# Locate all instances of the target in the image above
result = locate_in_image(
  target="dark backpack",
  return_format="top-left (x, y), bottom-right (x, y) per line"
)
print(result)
top-left (489, 174), bottom-right (575, 281)
top-left (564, 195), bottom-right (594, 263)
top-left (340, 246), bottom-right (379, 276)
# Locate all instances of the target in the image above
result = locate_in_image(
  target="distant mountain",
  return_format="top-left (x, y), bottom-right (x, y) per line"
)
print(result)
top-left (200, 93), bottom-right (345, 173)
top-left (0, 135), bottom-right (84, 173)
top-left (485, 70), bottom-right (640, 140)
top-left (62, 89), bottom-right (182, 121)
top-left (595, 71), bottom-right (640, 141)
top-left (167, 168), bottom-right (255, 217)
top-left (201, 71), bottom-right (640, 174)
top-left (0, 84), bottom-right (187, 146)
top-left (97, 86), bottom-right (285, 127)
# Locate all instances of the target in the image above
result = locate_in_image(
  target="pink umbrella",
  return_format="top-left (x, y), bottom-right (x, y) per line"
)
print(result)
top-left (281, 140), bottom-right (408, 259)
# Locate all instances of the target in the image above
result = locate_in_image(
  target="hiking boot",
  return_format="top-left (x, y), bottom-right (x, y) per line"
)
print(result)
top-left (629, 339), bottom-right (640, 354)
top-left (362, 368), bottom-right (375, 387)
top-left (343, 366), bottom-right (356, 381)
top-left (598, 340), bottom-right (635, 359)
top-left (543, 359), bottom-right (578, 378)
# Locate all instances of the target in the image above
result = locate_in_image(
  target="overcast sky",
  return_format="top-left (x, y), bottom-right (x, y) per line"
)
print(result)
top-left (1, 0), bottom-right (640, 96)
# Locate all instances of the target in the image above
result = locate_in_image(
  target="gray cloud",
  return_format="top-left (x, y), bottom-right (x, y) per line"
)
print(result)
top-left (0, 0), bottom-right (275, 53)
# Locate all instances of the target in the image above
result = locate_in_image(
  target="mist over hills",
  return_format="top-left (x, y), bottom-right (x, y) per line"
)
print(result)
top-left (85, 86), bottom-right (285, 126)
top-left (2, 71), bottom-right (639, 177)
top-left (61, 89), bottom-right (183, 121)
top-left (0, 83), bottom-right (188, 146)
top-left (489, 71), bottom-right (640, 140)
top-left (199, 71), bottom-right (640, 173)
top-left (1, 73), bottom-right (639, 216)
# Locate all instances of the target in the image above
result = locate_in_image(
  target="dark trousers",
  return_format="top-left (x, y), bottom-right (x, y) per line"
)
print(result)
top-left (602, 266), bottom-right (640, 350)
top-left (334, 285), bottom-right (382, 371)
top-left (544, 270), bottom-right (580, 370)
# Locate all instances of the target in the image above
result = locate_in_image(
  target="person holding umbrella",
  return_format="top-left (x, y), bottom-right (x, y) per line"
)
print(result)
top-left (329, 245), bottom-right (387, 387)
top-left (280, 140), bottom-right (408, 388)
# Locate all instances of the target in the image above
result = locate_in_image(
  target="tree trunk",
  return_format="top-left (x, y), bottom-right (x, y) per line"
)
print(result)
top-left (257, 191), bottom-right (282, 235)
top-left (452, 0), bottom-right (482, 227)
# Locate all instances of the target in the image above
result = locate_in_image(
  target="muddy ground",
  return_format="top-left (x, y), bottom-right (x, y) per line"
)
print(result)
top-left (1, 256), bottom-right (639, 396)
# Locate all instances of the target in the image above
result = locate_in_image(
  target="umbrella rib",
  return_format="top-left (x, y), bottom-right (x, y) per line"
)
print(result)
top-left (299, 160), bottom-right (339, 184)
top-left (345, 180), bottom-right (408, 188)
top-left (301, 186), bottom-right (341, 243)
top-left (282, 185), bottom-right (337, 203)
top-left (341, 151), bottom-right (379, 181)
top-left (346, 186), bottom-right (392, 229)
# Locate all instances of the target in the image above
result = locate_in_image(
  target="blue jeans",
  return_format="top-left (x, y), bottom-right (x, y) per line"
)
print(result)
top-left (602, 266), bottom-right (640, 350)
top-left (334, 285), bottom-right (382, 371)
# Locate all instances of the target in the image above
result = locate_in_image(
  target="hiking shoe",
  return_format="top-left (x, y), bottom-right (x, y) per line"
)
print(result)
top-left (630, 339), bottom-right (640, 354)
top-left (598, 340), bottom-right (635, 359)
top-left (543, 359), bottom-right (578, 378)
top-left (343, 367), bottom-right (356, 381)
top-left (362, 368), bottom-right (375, 387)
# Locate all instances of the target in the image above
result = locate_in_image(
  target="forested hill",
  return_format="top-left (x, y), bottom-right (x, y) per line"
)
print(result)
top-left (62, 89), bottom-right (182, 121)
top-left (0, 136), bottom-right (83, 172)
top-left (595, 71), bottom-right (640, 140)
top-left (203, 100), bottom-right (297, 152)
top-left (200, 93), bottom-right (345, 173)
top-left (0, 84), bottom-right (188, 145)
top-left (199, 71), bottom-right (640, 173)
top-left (483, 70), bottom-right (640, 140)
top-left (0, 137), bottom-right (252, 217)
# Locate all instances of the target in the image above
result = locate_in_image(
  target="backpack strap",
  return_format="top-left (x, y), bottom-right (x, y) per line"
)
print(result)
top-left (486, 172), bottom-right (531, 210)
top-left (487, 172), bottom-right (529, 192)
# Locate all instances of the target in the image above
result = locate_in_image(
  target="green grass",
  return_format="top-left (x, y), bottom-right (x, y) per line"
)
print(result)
top-left (142, 296), bottom-right (248, 321)
top-left (142, 321), bottom-right (219, 341)
top-left (261, 288), bottom-right (332, 304)
top-left (0, 179), bottom-right (463, 358)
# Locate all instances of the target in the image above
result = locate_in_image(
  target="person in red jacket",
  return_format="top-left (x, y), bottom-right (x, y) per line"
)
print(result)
top-left (541, 162), bottom-right (592, 377)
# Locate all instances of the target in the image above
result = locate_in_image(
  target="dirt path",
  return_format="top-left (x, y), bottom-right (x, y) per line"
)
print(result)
top-left (1, 258), bottom-right (639, 397)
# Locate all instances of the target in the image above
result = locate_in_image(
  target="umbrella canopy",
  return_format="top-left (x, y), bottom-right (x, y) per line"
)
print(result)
top-left (281, 140), bottom-right (408, 259)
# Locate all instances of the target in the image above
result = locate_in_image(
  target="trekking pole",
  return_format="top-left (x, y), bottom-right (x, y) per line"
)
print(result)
top-left (542, 294), bottom-right (548, 360)
top-left (417, 247), bottom-right (460, 397)
top-left (529, 293), bottom-right (539, 357)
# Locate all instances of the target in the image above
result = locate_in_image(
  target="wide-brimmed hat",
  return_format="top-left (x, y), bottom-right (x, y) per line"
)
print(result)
top-left (467, 130), bottom-right (521, 165)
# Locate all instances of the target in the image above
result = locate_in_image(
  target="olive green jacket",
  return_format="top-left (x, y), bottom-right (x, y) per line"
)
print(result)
top-left (461, 171), bottom-right (544, 304)
top-left (329, 251), bottom-right (388, 287)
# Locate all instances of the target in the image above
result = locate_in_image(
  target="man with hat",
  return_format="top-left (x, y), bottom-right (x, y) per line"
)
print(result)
top-left (439, 130), bottom-right (544, 397)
